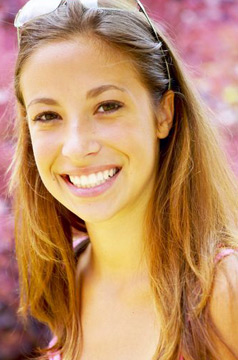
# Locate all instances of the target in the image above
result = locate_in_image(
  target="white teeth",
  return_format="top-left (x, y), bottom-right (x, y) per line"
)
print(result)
top-left (97, 172), bottom-right (104, 184)
top-left (103, 170), bottom-right (109, 180)
top-left (88, 173), bottom-right (97, 185)
top-left (70, 176), bottom-right (81, 186)
top-left (68, 168), bottom-right (118, 188)
top-left (81, 175), bottom-right (88, 187)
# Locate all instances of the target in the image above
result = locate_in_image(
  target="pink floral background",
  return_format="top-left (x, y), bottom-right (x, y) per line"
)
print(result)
top-left (0, 0), bottom-right (237, 358)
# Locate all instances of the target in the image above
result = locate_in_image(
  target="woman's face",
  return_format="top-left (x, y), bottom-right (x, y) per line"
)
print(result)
top-left (20, 37), bottom-right (173, 223)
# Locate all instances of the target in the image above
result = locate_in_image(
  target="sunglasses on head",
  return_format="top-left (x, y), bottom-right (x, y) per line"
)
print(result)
top-left (14, 0), bottom-right (171, 90)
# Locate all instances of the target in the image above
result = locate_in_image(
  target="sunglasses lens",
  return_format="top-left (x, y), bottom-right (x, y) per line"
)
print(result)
top-left (80, 0), bottom-right (98, 8)
top-left (14, 0), bottom-right (62, 27)
top-left (81, 0), bottom-right (138, 11)
top-left (14, 0), bottom-right (141, 28)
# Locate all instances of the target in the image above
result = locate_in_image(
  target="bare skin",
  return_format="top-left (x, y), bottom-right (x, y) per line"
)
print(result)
top-left (76, 243), bottom-right (161, 360)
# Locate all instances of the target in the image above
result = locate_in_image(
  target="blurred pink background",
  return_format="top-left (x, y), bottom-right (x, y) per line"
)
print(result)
top-left (0, 0), bottom-right (237, 359)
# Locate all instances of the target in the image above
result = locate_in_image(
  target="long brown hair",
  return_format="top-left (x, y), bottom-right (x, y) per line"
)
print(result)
top-left (10, 1), bottom-right (238, 359)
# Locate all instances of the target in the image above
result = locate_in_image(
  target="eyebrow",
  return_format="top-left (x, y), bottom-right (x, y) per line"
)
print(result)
top-left (26, 85), bottom-right (127, 110)
top-left (86, 84), bottom-right (127, 99)
top-left (26, 98), bottom-right (59, 110)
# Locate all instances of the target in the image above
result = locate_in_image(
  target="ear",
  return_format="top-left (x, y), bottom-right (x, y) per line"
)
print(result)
top-left (156, 90), bottom-right (174, 139)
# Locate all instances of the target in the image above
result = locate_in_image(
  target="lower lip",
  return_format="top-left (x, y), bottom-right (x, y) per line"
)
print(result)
top-left (62, 170), bottom-right (121, 198)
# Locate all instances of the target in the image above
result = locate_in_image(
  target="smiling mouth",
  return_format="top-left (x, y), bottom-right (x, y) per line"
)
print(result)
top-left (65, 167), bottom-right (121, 189)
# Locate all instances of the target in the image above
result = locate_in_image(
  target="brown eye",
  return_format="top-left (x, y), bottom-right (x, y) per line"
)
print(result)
top-left (33, 111), bottom-right (61, 122)
top-left (97, 101), bottom-right (123, 114)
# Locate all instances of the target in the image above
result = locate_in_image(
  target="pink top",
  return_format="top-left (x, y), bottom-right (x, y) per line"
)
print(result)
top-left (48, 247), bottom-right (238, 360)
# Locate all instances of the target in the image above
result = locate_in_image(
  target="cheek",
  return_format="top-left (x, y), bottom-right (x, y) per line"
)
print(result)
top-left (104, 117), bottom-right (157, 148)
top-left (29, 130), bottom-right (59, 173)
top-left (121, 124), bottom-right (158, 157)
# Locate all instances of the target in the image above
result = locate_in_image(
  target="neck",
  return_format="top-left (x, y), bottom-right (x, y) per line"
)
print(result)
top-left (85, 202), bottom-right (149, 282)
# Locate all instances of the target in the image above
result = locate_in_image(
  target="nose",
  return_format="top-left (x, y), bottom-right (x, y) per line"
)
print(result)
top-left (61, 119), bottom-right (101, 162)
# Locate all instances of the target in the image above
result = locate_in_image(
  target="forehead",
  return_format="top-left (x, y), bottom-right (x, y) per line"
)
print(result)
top-left (20, 37), bottom-right (144, 102)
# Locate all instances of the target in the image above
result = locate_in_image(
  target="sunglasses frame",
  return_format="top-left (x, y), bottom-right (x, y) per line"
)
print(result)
top-left (15, 0), bottom-right (171, 90)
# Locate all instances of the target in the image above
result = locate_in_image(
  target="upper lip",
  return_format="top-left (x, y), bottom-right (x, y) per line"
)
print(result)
top-left (61, 165), bottom-right (121, 177)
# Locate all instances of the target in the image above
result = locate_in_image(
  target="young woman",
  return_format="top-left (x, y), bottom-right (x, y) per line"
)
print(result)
top-left (11, 0), bottom-right (238, 359)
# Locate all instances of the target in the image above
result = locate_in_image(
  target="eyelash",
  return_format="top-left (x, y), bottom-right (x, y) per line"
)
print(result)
top-left (96, 101), bottom-right (123, 114)
top-left (32, 111), bottom-right (61, 122)
top-left (32, 101), bottom-right (123, 122)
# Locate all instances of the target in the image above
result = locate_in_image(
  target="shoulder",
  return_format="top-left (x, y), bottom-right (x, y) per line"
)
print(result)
top-left (208, 251), bottom-right (238, 359)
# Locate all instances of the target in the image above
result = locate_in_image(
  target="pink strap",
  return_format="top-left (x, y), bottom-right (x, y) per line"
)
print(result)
top-left (48, 353), bottom-right (60, 360)
top-left (48, 337), bottom-right (61, 360)
top-left (215, 248), bottom-right (238, 263)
